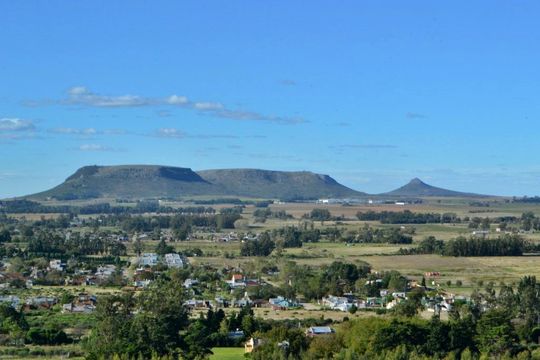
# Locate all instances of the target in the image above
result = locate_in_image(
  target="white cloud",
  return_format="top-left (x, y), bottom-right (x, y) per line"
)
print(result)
top-left (78, 144), bottom-right (114, 152)
top-left (0, 118), bottom-right (35, 132)
top-left (68, 86), bottom-right (90, 96)
top-left (194, 102), bottom-right (223, 110)
top-left (64, 87), bottom-right (152, 107)
top-left (51, 87), bottom-right (305, 124)
top-left (166, 95), bottom-right (189, 105)
top-left (50, 127), bottom-right (97, 135)
top-left (156, 128), bottom-right (186, 138)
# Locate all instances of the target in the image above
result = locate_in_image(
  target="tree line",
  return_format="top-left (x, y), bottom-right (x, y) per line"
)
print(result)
top-left (400, 234), bottom-right (527, 256)
top-left (357, 210), bottom-right (460, 224)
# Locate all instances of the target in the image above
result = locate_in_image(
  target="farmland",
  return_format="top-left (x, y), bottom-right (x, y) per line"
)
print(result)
top-left (2, 196), bottom-right (540, 358)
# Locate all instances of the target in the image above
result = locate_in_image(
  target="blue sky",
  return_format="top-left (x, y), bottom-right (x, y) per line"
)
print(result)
top-left (1, 1), bottom-right (539, 198)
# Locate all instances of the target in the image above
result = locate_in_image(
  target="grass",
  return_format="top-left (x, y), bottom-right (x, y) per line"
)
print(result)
top-left (209, 347), bottom-right (245, 360)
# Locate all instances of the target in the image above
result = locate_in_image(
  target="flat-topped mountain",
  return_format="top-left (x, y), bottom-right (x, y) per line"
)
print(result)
top-left (197, 168), bottom-right (363, 199)
top-left (382, 178), bottom-right (482, 197)
top-left (28, 165), bottom-right (365, 200)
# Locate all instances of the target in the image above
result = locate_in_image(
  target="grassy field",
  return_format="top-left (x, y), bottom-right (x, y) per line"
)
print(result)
top-left (209, 347), bottom-right (245, 360)
top-left (184, 237), bottom-right (540, 295)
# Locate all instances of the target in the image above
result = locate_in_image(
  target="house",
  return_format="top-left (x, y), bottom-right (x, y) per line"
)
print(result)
top-left (366, 297), bottom-right (383, 307)
top-left (95, 265), bottom-right (116, 279)
top-left (183, 278), bottom-right (199, 289)
top-left (322, 295), bottom-right (354, 312)
top-left (62, 293), bottom-right (97, 313)
top-left (233, 293), bottom-right (253, 308)
top-left (227, 329), bottom-right (245, 339)
top-left (269, 296), bottom-right (299, 310)
top-left (133, 279), bottom-right (152, 288)
top-left (25, 296), bottom-right (57, 309)
top-left (138, 253), bottom-right (158, 267)
top-left (77, 293), bottom-right (97, 305)
top-left (245, 338), bottom-right (264, 353)
top-left (242, 234), bottom-right (260, 242)
top-left (184, 299), bottom-right (212, 309)
top-left (218, 232), bottom-right (238, 242)
top-left (386, 298), bottom-right (404, 309)
top-left (0, 295), bottom-right (20, 308)
top-left (214, 296), bottom-right (230, 308)
top-left (62, 303), bottom-right (96, 313)
top-left (227, 274), bottom-right (246, 288)
top-left (49, 259), bottom-right (65, 271)
top-left (306, 326), bottom-right (335, 337)
top-left (164, 253), bottom-right (184, 268)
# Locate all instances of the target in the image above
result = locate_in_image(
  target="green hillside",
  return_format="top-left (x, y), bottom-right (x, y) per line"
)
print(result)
top-left (27, 165), bottom-right (365, 201)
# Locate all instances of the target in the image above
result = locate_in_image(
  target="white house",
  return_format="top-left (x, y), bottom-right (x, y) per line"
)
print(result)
top-left (322, 295), bottom-right (354, 312)
top-left (95, 265), bottom-right (116, 278)
top-left (49, 259), bottom-right (65, 271)
top-left (138, 253), bottom-right (158, 267)
top-left (306, 326), bottom-right (335, 337)
top-left (164, 253), bottom-right (184, 268)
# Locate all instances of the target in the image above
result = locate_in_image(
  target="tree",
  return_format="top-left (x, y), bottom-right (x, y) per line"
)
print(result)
top-left (309, 208), bottom-right (332, 222)
top-left (84, 278), bottom-right (195, 359)
top-left (133, 237), bottom-right (143, 257)
top-left (240, 233), bottom-right (275, 256)
top-left (83, 294), bottom-right (136, 359)
top-left (0, 228), bottom-right (11, 243)
top-left (475, 309), bottom-right (518, 356)
top-left (155, 238), bottom-right (174, 256)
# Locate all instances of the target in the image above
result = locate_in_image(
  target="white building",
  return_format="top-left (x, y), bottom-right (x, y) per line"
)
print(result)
top-left (95, 265), bottom-right (116, 278)
top-left (164, 253), bottom-right (184, 268)
top-left (138, 253), bottom-right (158, 267)
top-left (49, 259), bottom-right (65, 271)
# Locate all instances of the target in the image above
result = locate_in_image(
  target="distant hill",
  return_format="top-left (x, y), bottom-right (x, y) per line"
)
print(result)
top-left (382, 178), bottom-right (483, 197)
top-left (27, 165), bottom-right (365, 200)
top-left (197, 168), bottom-right (364, 199)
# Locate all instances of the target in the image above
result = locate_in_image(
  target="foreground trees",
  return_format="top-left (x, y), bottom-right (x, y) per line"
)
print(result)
top-left (84, 278), bottom-right (192, 359)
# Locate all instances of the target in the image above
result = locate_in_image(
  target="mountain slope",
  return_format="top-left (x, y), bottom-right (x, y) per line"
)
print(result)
top-left (27, 165), bottom-right (365, 200)
top-left (382, 178), bottom-right (482, 197)
top-left (30, 165), bottom-right (215, 200)
top-left (197, 168), bottom-right (364, 199)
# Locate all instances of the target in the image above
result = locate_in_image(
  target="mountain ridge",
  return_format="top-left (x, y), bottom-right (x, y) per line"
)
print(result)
top-left (27, 165), bottom-right (365, 200)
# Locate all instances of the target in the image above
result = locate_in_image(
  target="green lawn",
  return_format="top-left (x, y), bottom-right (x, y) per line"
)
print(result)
top-left (210, 347), bottom-right (245, 360)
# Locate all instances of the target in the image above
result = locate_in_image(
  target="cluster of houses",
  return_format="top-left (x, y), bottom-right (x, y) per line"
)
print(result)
top-left (215, 232), bottom-right (260, 242)
top-left (0, 292), bottom-right (98, 314)
top-left (136, 252), bottom-right (186, 268)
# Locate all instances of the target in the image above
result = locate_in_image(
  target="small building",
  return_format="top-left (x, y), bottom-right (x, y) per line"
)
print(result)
top-left (184, 278), bottom-right (199, 289)
top-left (322, 295), bottom-right (355, 312)
top-left (227, 329), bottom-right (245, 339)
top-left (138, 253), bottom-right (158, 267)
top-left (25, 296), bottom-right (57, 309)
top-left (227, 274), bottom-right (246, 288)
top-left (164, 253), bottom-right (184, 268)
top-left (49, 259), bottom-right (65, 271)
top-left (245, 338), bottom-right (264, 353)
top-left (306, 326), bottom-right (335, 337)
top-left (95, 265), bottom-right (116, 279)
top-left (0, 295), bottom-right (20, 308)
top-left (269, 296), bottom-right (299, 310)
top-left (184, 299), bottom-right (212, 309)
